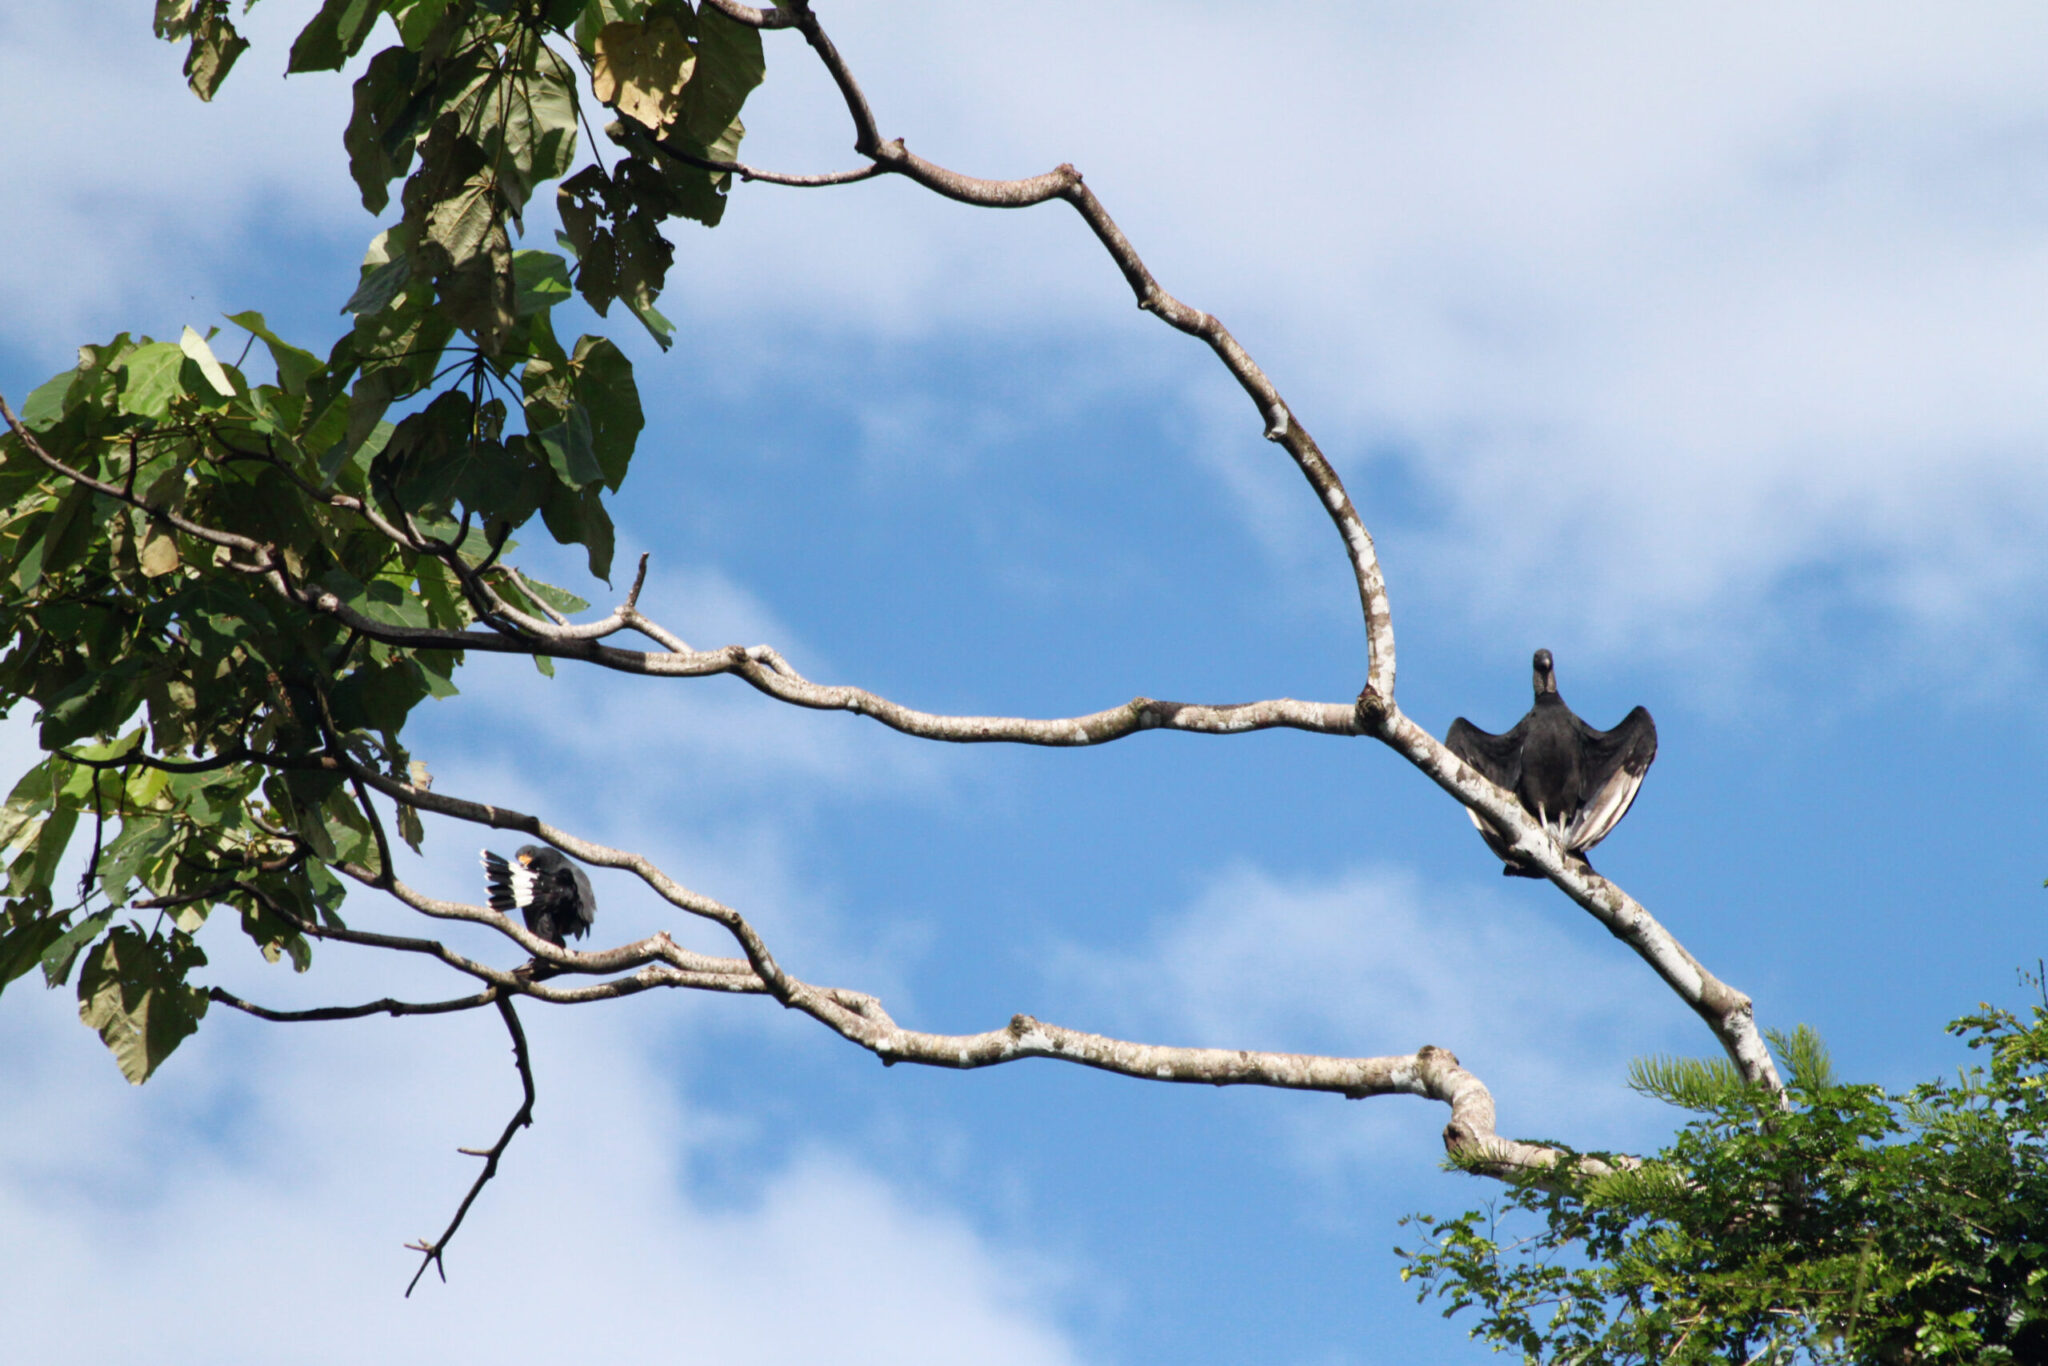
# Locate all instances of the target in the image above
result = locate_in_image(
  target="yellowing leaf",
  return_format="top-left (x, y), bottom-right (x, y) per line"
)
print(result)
top-left (179, 325), bottom-right (236, 397)
top-left (139, 524), bottom-right (181, 577)
top-left (592, 15), bottom-right (696, 131)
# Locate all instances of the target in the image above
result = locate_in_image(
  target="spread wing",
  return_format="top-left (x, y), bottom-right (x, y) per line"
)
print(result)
top-left (1446, 717), bottom-right (1525, 793)
top-left (1564, 706), bottom-right (1657, 852)
top-left (564, 863), bottom-right (598, 938)
top-left (1447, 716), bottom-right (1533, 864)
top-left (480, 849), bottom-right (535, 912)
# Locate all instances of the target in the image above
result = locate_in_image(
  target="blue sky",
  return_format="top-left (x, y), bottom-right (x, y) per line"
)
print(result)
top-left (3, 4), bottom-right (2046, 1362)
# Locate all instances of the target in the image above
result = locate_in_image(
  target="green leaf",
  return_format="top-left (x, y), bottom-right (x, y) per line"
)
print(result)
top-left (650, 114), bottom-right (745, 227)
top-left (574, 0), bottom-right (648, 51)
top-left (1768, 1023), bottom-right (1838, 1091)
top-left (676, 4), bottom-right (765, 149)
top-left (613, 208), bottom-right (676, 347)
top-left (0, 770), bottom-right (55, 856)
top-left (402, 120), bottom-right (516, 347)
top-left (347, 234), bottom-right (457, 407)
top-left (1628, 1052), bottom-right (1748, 1112)
top-left (568, 336), bottom-right (642, 489)
top-left (343, 233), bottom-right (414, 317)
top-left (76, 925), bottom-right (209, 1084)
top-left (536, 404), bottom-right (602, 488)
top-left (287, 0), bottom-right (386, 74)
top-left (513, 250), bottom-right (573, 318)
top-left (397, 801), bottom-right (425, 854)
top-left (497, 48), bottom-right (581, 213)
top-left (387, 0), bottom-right (452, 47)
top-left (225, 312), bottom-right (323, 395)
top-left (316, 568), bottom-right (429, 631)
top-left (20, 482), bottom-right (97, 593)
top-left (39, 908), bottom-right (114, 988)
top-left (511, 573), bottom-right (589, 617)
top-left (20, 369), bottom-right (80, 431)
top-left (406, 122), bottom-right (499, 272)
top-left (184, 3), bottom-right (249, 101)
top-left (39, 662), bottom-right (147, 751)
top-left (153, 0), bottom-right (195, 35)
top-left (541, 479), bottom-right (615, 582)
top-left (155, 1), bottom-right (249, 101)
top-left (343, 45), bottom-right (423, 215)
top-left (120, 342), bottom-right (187, 419)
top-left (0, 896), bottom-right (69, 995)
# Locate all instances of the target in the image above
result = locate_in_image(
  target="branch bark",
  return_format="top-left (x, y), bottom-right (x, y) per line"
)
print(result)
top-left (312, 763), bottom-right (1628, 1181)
top-left (0, 10), bottom-right (1783, 1294)
top-left (404, 994), bottom-right (535, 1296)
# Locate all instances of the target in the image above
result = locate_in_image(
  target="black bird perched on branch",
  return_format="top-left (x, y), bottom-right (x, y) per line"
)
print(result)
top-left (480, 845), bottom-right (597, 949)
top-left (1446, 649), bottom-right (1658, 878)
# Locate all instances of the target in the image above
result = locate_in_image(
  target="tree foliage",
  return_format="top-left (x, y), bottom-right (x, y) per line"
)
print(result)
top-left (0, 0), bottom-right (757, 1081)
top-left (15, 5), bottom-right (2001, 1345)
top-left (1399, 1003), bottom-right (2048, 1364)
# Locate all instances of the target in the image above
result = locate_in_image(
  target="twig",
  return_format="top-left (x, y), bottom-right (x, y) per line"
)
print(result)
top-left (405, 994), bottom-right (536, 1296)
top-left (208, 985), bottom-right (499, 1021)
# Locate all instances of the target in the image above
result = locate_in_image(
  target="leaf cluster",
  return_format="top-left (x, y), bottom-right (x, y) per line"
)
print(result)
top-left (0, 0), bottom-right (768, 1081)
top-left (1398, 1014), bottom-right (2048, 1364)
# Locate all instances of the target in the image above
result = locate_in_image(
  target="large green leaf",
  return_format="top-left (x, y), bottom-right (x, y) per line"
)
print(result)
top-left (495, 48), bottom-right (581, 214)
top-left (178, 326), bottom-right (237, 398)
top-left (405, 123), bottom-right (501, 273)
top-left (225, 311), bottom-right (322, 395)
top-left (0, 896), bottom-right (67, 994)
top-left (569, 336), bottom-right (643, 489)
top-left (513, 249), bottom-right (573, 317)
top-left (343, 45), bottom-right (424, 215)
top-left (676, 4), bottom-right (765, 148)
top-left (287, 0), bottom-right (388, 74)
top-left (541, 479), bottom-right (615, 582)
top-left (119, 342), bottom-right (186, 420)
top-left (536, 405), bottom-right (601, 489)
top-left (77, 925), bottom-right (209, 1084)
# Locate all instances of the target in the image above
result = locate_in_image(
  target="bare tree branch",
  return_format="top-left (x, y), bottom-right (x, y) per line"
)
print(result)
top-left (640, 128), bottom-right (886, 187)
top-left (405, 994), bottom-right (535, 1296)
top-left (2, 399), bottom-right (1374, 754)
top-left (208, 985), bottom-right (499, 1022)
top-left (697, 0), bottom-right (801, 32)
top-left (0, 12), bottom-right (1782, 1298)
top-left (313, 763), bottom-right (1630, 1181)
top-left (1373, 704), bottom-right (1780, 1089)
top-left (706, 6), bottom-right (1782, 1093)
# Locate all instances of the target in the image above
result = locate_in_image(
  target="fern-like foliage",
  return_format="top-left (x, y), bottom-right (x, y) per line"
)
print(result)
top-left (1625, 1052), bottom-right (1747, 1112)
top-left (1766, 1023), bottom-right (1837, 1091)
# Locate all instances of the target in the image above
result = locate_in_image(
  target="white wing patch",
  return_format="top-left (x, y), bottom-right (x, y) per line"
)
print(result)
top-left (480, 849), bottom-right (542, 910)
top-left (1565, 765), bottom-right (1646, 852)
top-left (508, 864), bottom-right (538, 907)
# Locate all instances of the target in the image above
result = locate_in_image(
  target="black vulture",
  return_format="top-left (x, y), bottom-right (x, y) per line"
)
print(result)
top-left (480, 845), bottom-right (597, 948)
top-left (1445, 649), bottom-right (1657, 878)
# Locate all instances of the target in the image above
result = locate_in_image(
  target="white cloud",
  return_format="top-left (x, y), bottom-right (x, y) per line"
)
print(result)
top-left (8, 4), bottom-right (2045, 675)
top-left (0, 3), bottom-right (361, 356)
top-left (0, 976), bottom-right (1086, 1366)
top-left (687, 4), bottom-right (2048, 672)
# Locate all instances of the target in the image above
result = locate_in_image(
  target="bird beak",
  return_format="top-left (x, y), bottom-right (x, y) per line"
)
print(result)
top-left (516, 853), bottom-right (531, 866)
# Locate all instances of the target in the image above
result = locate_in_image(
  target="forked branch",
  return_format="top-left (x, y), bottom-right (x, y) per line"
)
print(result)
top-left (404, 994), bottom-right (535, 1296)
